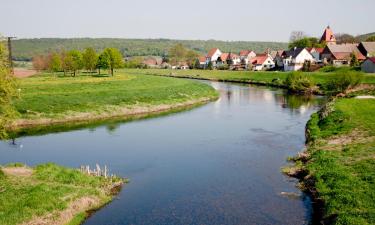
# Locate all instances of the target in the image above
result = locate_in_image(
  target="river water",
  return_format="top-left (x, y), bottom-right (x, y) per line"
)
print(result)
top-left (0, 81), bottom-right (323, 225)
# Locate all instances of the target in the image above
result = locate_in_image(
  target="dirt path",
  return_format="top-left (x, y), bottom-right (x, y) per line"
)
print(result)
top-left (13, 68), bottom-right (37, 78)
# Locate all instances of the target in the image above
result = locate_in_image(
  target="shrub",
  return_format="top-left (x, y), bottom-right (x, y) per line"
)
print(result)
top-left (324, 71), bottom-right (363, 95)
top-left (284, 72), bottom-right (315, 93)
top-left (0, 168), bottom-right (5, 179)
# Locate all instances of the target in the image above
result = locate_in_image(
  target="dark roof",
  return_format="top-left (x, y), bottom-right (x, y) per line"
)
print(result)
top-left (367, 57), bottom-right (375, 64)
top-left (360, 42), bottom-right (375, 54)
top-left (283, 47), bottom-right (306, 58)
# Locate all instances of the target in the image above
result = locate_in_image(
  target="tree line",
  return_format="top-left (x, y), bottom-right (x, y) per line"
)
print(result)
top-left (32, 47), bottom-right (124, 76)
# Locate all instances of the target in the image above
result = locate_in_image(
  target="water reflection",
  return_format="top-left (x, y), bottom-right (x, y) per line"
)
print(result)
top-left (0, 81), bottom-right (324, 225)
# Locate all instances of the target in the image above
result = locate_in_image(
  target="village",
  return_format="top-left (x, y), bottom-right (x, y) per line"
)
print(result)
top-left (141, 26), bottom-right (375, 73)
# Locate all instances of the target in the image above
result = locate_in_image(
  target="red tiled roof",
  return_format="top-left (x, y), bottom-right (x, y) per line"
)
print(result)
top-left (315, 48), bottom-right (324, 53)
top-left (199, 56), bottom-right (206, 63)
top-left (207, 48), bottom-right (219, 58)
top-left (220, 53), bottom-right (229, 61)
top-left (320, 26), bottom-right (336, 43)
top-left (239, 50), bottom-right (252, 56)
top-left (251, 55), bottom-right (269, 65)
top-left (332, 52), bottom-right (366, 61)
top-left (228, 53), bottom-right (239, 59)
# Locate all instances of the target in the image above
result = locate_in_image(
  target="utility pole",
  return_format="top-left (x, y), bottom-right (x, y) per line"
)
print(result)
top-left (6, 37), bottom-right (16, 74)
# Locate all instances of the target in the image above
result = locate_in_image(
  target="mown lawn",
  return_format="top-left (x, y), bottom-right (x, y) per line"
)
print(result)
top-left (0, 163), bottom-right (122, 225)
top-left (124, 68), bottom-right (375, 86)
top-left (304, 98), bottom-right (375, 224)
top-left (15, 71), bottom-right (218, 119)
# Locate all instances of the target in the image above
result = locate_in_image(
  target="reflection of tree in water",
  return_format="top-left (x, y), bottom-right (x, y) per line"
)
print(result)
top-left (106, 123), bottom-right (120, 134)
top-left (279, 93), bottom-right (319, 113)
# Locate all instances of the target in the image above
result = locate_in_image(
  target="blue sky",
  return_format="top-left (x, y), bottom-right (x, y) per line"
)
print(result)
top-left (1, 0), bottom-right (374, 41)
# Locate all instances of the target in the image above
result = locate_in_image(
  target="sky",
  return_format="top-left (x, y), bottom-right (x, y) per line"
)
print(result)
top-left (1, 0), bottom-right (374, 42)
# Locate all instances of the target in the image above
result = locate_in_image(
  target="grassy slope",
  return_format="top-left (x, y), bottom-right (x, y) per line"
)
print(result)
top-left (15, 71), bottom-right (218, 119)
top-left (124, 68), bottom-right (375, 86)
top-left (0, 163), bottom-right (122, 225)
top-left (303, 97), bottom-right (375, 224)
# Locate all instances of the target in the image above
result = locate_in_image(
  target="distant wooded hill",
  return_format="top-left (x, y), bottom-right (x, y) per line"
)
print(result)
top-left (12, 38), bottom-right (288, 61)
top-left (356, 32), bottom-right (375, 41)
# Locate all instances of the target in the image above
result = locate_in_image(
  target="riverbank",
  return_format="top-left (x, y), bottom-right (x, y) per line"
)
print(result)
top-left (123, 68), bottom-right (375, 94)
top-left (9, 72), bottom-right (218, 132)
top-left (0, 163), bottom-right (125, 225)
top-left (284, 89), bottom-right (375, 224)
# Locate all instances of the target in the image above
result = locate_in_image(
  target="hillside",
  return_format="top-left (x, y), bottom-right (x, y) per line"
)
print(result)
top-left (356, 32), bottom-right (375, 41)
top-left (12, 38), bottom-right (288, 61)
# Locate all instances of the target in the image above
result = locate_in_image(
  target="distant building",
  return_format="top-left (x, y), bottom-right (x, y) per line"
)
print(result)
top-left (282, 47), bottom-right (314, 71)
top-left (361, 57), bottom-right (375, 73)
top-left (205, 48), bottom-right (222, 67)
top-left (358, 42), bottom-right (375, 57)
top-left (320, 26), bottom-right (336, 44)
top-left (143, 56), bottom-right (163, 68)
top-left (250, 54), bottom-right (275, 71)
top-left (273, 50), bottom-right (285, 69)
top-left (307, 47), bottom-right (324, 63)
top-left (239, 50), bottom-right (256, 65)
top-left (198, 56), bottom-right (206, 68)
top-left (321, 43), bottom-right (366, 66)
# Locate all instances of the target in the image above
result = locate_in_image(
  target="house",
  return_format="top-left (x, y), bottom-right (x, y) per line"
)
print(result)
top-left (227, 53), bottom-right (241, 66)
top-left (358, 42), bottom-right (375, 57)
top-left (321, 43), bottom-right (366, 66)
top-left (250, 54), bottom-right (275, 71)
top-left (217, 53), bottom-right (229, 67)
top-left (320, 25), bottom-right (336, 44)
top-left (198, 56), bottom-right (206, 69)
top-left (239, 50), bottom-right (256, 65)
top-left (361, 57), bottom-right (375, 73)
top-left (205, 48), bottom-right (222, 67)
top-left (307, 47), bottom-right (324, 63)
top-left (142, 56), bottom-right (163, 68)
top-left (282, 47), bottom-right (315, 71)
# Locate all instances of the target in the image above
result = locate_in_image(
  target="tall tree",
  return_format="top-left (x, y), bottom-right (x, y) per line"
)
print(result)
top-left (0, 39), bottom-right (18, 139)
top-left (168, 44), bottom-right (187, 66)
top-left (64, 50), bottom-right (83, 76)
top-left (32, 55), bottom-right (48, 71)
top-left (335, 33), bottom-right (357, 44)
top-left (48, 52), bottom-right (62, 74)
top-left (82, 47), bottom-right (98, 73)
top-left (97, 51), bottom-right (110, 75)
top-left (103, 48), bottom-right (123, 76)
top-left (289, 31), bottom-right (307, 42)
top-left (350, 52), bottom-right (359, 67)
top-left (186, 50), bottom-right (199, 67)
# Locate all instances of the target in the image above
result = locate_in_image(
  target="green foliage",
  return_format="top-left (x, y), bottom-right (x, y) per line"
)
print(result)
top-left (12, 38), bottom-right (288, 61)
top-left (366, 35), bottom-right (375, 42)
top-left (82, 47), bottom-right (98, 72)
top-left (0, 168), bottom-right (5, 179)
top-left (97, 51), bottom-right (110, 73)
top-left (124, 56), bottom-right (144, 68)
top-left (0, 163), bottom-right (118, 225)
top-left (325, 71), bottom-right (363, 95)
top-left (284, 72), bottom-right (315, 93)
top-left (48, 53), bottom-right (62, 73)
top-left (103, 48), bottom-right (123, 76)
top-left (303, 98), bottom-right (375, 224)
top-left (288, 37), bottom-right (325, 49)
top-left (350, 52), bottom-right (359, 67)
top-left (63, 50), bottom-right (83, 76)
top-left (206, 61), bottom-right (213, 70)
top-left (14, 71), bottom-right (218, 119)
top-left (0, 39), bottom-right (18, 139)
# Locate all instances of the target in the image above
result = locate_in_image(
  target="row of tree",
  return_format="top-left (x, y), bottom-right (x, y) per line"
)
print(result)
top-left (32, 48), bottom-right (124, 76)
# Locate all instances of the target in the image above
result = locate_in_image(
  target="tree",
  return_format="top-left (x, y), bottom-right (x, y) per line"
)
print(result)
top-left (206, 61), bottom-right (213, 70)
top-left (32, 55), bottom-right (49, 71)
top-left (289, 37), bottom-right (325, 49)
top-left (350, 52), bottom-right (359, 67)
top-left (0, 39), bottom-right (18, 139)
top-left (366, 36), bottom-right (375, 42)
top-left (336, 33), bottom-right (357, 44)
top-left (103, 48), bottom-right (123, 76)
top-left (186, 50), bottom-right (199, 67)
top-left (168, 43), bottom-right (187, 66)
top-left (193, 58), bottom-right (201, 69)
top-left (64, 50), bottom-right (83, 76)
top-left (82, 47), bottom-right (98, 73)
top-left (48, 52), bottom-right (62, 74)
top-left (97, 52), bottom-right (110, 75)
top-left (289, 31), bottom-right (307, 42)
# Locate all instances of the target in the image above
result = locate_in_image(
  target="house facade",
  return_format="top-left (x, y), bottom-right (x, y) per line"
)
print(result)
top-left (206, 48), bottom-right (222, 67)
top-left (361, 57), bottom-right (375, 73)
top-left (250, 54), bottom-right (275, 71)
top-left (239, 50), bottom-right (256, 65)
top-left (283, 47), bottom-right (315, 71)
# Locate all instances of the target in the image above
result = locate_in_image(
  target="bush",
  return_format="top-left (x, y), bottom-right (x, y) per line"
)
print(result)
top-left (0, 168), bottom-right (5, 179)
top-left (324, 71), bottom-right (363, 95)
top-left (284, 72), bottom-right (315, 93)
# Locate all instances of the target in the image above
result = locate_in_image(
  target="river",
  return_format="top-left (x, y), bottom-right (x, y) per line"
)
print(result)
top-left (0, 81), bottom-right (324, 225)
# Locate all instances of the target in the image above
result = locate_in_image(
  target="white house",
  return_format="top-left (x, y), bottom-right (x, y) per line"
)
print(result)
top-left (206, 48), bottom-right (222, 67)
top-left (250, 54), bottom-right (275, 71)
top-left (239, 50), bottom-right (256, 65)
top-left (283, 47), bottom-right (315, 71)
top-left (361, 57), bottom-right (375, 73)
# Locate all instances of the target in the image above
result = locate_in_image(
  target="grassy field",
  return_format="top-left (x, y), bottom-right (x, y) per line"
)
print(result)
top-left (291, 96), bottom-right (375, 224)
top-left (0, 163), bottom-right (124, 225)
top-left (12, 71), bottom-right (217, 128)
top-left (123, 68), bottom-right (375, 87)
